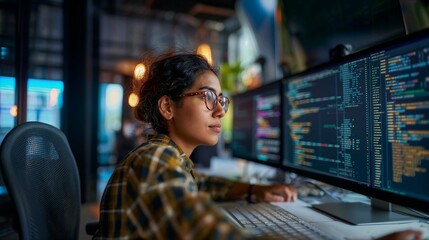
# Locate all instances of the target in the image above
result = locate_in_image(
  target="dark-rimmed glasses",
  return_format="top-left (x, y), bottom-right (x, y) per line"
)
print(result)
top-left (177, 90), bottom-right (230, 113)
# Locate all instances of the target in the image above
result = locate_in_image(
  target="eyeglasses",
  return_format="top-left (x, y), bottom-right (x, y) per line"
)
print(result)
top-left (177, 90), bottom-right (230, 113)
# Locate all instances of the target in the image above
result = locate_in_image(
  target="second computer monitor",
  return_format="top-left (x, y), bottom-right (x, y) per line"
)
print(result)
top-left (231, 81), bottom-right (282, 166)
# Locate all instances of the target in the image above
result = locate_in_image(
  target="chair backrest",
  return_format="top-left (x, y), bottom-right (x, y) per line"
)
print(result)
top-left (0, 121), bottom-right (81, 240)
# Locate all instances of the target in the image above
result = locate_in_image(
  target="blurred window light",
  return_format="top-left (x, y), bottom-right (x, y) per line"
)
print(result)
top-left (1, 47), bottom-right (8, 60)
top-left (105, 84), bottom-right (123, 110)
top-left (260, 0), bottom-right (277, 13)
top-left (27, 78), bottom-right (64, 128)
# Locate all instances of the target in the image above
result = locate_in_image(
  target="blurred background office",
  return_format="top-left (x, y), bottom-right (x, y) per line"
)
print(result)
top-left (1, 0), bottom-right (429, 206)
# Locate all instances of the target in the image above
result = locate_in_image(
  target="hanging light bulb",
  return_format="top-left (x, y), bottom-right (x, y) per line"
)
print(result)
top-left (10, 105), bottom-right (18, 117)
top-left (134, 63), bottom-right (146, 80)
top-left (128, 92), bottom-right (139, 108)
top-left (197, 43), bottom-right (213, 65)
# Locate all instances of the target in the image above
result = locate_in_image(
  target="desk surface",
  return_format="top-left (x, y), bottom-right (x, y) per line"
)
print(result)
top-left (271, 200), bottom-right (429, 240)
top-left (199, 158), bottom-right (429, 239)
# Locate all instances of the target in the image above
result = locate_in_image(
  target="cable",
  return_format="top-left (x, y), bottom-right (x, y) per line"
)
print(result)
top-left (393, 205), bottom-right (429, 220)
top-left (407, 208), bottom-right (429, 219)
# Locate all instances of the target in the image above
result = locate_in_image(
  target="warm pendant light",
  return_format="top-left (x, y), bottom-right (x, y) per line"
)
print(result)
top-left (134, 63), bottom-right (146, 80)
top-left (128, 92), bottom-right (139, 108)
top-left (197, 43), bottom-right (213, 65)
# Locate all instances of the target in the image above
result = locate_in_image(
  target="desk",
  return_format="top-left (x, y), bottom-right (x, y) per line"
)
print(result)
top-left (199, 157), bottom-right (429, 239)
top-left (271, 200), bottom-right (429, 239)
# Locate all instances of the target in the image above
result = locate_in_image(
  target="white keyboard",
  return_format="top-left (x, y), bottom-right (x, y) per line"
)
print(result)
top-left (221, 202), bottom-right (336, 240)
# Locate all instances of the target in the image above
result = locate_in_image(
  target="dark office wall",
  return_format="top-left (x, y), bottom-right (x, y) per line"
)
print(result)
top-left (278, 0), bottom-right (405, 70)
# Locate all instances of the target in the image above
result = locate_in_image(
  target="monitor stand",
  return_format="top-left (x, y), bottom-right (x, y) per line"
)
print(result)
top-left (312, 198), bottom-right (417, 225)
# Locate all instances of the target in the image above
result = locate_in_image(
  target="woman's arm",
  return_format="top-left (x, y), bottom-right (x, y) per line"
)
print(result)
top-left (226, 181), bottom-right (298, 202)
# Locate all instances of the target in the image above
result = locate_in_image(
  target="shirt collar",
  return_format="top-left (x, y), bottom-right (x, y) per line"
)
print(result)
top-left (148, 134), bottom-right (194, 172)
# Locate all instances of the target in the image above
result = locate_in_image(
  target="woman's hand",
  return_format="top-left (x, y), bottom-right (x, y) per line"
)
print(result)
top-left (377, 230), bottom-right (422, 240)
top-left (252, 184), bottom-right (297, 202)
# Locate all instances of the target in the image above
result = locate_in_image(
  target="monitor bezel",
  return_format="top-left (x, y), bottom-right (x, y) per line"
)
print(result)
top-left (280, 27), bottom-right (429, 213)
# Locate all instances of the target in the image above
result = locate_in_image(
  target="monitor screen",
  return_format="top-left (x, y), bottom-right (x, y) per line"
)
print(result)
top-left (282, 28), bottom-right (429, 216)
top-left (231, 81), bottom-right (282, 166)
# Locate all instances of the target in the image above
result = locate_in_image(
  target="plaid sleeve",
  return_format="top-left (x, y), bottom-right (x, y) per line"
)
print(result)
top-left (192, 170), bottom-right (241, 201)
top-left (96, 144), bottom-right (252, 240)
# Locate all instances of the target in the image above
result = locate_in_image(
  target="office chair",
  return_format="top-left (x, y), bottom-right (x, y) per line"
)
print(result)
top-left (0, 121), bottom-right (81, 240)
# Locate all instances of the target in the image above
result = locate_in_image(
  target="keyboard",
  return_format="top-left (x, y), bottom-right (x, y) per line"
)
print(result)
top-left (221, 202), bottom-right (335, 240)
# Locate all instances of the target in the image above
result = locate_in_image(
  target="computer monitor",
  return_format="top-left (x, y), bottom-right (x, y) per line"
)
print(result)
top-left (231, 81), bottom-right (282, 167)
top-left (282, 28), bottom-right (429, 224)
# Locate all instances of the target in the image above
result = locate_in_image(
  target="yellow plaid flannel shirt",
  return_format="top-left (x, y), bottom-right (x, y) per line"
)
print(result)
top-left (94, 134), bottom-right (254, 239)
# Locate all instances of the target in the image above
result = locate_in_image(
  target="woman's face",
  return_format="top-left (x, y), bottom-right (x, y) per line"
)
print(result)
top-left (168, 71), bottom-right (226, 155)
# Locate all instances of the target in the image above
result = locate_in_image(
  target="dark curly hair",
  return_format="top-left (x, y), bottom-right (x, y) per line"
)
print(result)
top-left (134, 52), bottom-right (219, 134)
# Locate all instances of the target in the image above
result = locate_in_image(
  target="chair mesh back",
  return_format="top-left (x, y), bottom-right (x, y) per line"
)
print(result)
top-left (0, 122), bottom-right (81, 240)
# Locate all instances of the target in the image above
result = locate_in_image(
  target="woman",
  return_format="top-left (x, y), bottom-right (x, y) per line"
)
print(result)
top-left (95, 52), bottom-right (422, 240)
top-left (95, 52), bottom-right (297, 239)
